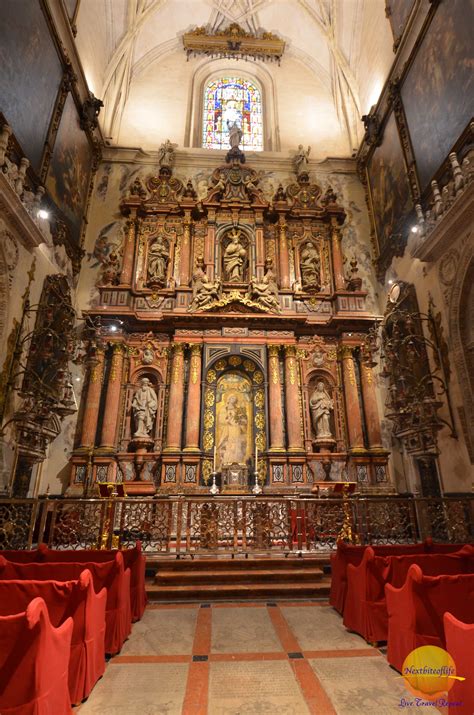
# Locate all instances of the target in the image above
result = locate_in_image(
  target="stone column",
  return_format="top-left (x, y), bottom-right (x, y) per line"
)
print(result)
top-left (179, 212), bottom-right (192, 286)
top-left (205, 211), bottom-right (216, 279)
top-left (164, 343), bottom-right (185, 450)
top-left (255, 212), bottom-right (265, 278)
top-left (120, 218), bottom-right (138, 285)
top-left (79, 347), bottom-right (105, 448)
top-left (268, 345), bottom-right (285, 450)
top-left (100, 343), bottom-right (126, 449)
top-left (278, 215), bottom-right (290, 289)
top-left (184, 344), bottom-right (202, 451)
top-left (331, 218), bottom-right (345, 291)
top-left (360, 363), bottom-right (383, 449)
top-left (283, 346), bottom-right (304, 451)
top-left (341, 346), bottom-right (364, 451)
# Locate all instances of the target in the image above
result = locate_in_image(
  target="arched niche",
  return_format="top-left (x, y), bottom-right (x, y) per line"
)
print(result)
top-left (121, 367), bottom-right (165, 451)
top-left (303, 369), bottom-right (341, 450)
top-left (185, 58), bottom-right (280, 151)
top-left (217, 223), bottom-right (253, 284)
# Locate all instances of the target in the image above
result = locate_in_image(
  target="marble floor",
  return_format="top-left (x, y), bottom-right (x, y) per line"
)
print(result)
top-left (76, 601), bottom-right (440, 715)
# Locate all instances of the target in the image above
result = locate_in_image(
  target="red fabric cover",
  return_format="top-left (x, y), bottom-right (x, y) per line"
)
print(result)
top-left (1, 541), bottom-right (147, 622)
top-left (444, 612), bottom-right (474, 715)
top-left (0, 597), bottom-right (73, 715)
top-left (386, 565), bottom-right (474, 672)
top-left (329, 541), bottom-right (466, 615)
top-left (0, 553), bottom-right (131, 655)
top-left (343, 545), bottom-right (474, 643)
top-left (0, 571), bottom-right (106, 704)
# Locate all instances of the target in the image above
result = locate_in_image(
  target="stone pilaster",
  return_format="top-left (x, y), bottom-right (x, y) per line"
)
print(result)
top-left (284, 346), bottom-right (304, 451)
top-left (164, 343), bottom-right (185, 450)
top-left (278, 215), bottom-right (290, 289)
top-left (267, 345), bottom-right (285, 450)
top-left (360, 363), bottom-right (383, 450)
top-left (184, 344), bottom-right (202, 451)
top-left (341, 345), bottom-right (364, 452)
top-left (100, 343), bottom-right (126, 449)
top-left (79, 347), bottom-right (105, 448)
top-left (331, 218), bottom-right (345, 291)
top-left (119, 218), bottom-right (137, 285)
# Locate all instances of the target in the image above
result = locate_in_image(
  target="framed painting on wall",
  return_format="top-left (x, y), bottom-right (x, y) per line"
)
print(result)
top-left (366, 111), bottom-right (413, 259)
top-left (46, 93), bottom-right (93, 245)
top-left (0, 0), bottom-right (63, 173)
top-left (401, 0), bottom-right (474, 192)
top-left (385, 0), bottom-right (416, 47)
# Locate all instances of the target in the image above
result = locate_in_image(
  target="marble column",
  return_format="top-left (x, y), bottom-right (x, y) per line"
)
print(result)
top-left (360, 363), bottom-right (383, 449)
top-left (184, 344), bottom-right (202, 451)
top-left (79, 347), bottom-right (105, 448)
top-left (268, 345), bottom-right (285, 450)
top-left (278, 215), bottom-right (290, 289)
top-left (179, 212), bottom-right (192, 286)
top-left (120, 218), bottom-right (138, 285)
top-left (100, 343), bottom-right (126, 449)
top-left (164, 343), bottom-right (185, 450)
top-left (331, 218), bottom-right (345, 291)
top-left (284, 346), bottom-right (304, 451)
top-left (341, 346), bottom-right (365, 451)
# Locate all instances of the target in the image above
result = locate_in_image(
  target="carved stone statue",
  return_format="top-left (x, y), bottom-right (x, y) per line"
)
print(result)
top-left (223, 228), bottom-right (247, 282)
top-left (294, 144), bottom-right (311, 175)
top-left (190, 259), bottom-right (221, 309)
top-left (157, 139), bottom-right (175, 167)
top-left (247, 259), bottom-right (279, 311)
top-left (132, 378), bottom-right (158, 437)
top-left (227, 121), bottom-right (243, 149)
top-left (300, 241), bottom-right (321, 290)
top-left (147, 236), bottom-right (169, 286)
top-left (310, 381), bottom-right (334, 438)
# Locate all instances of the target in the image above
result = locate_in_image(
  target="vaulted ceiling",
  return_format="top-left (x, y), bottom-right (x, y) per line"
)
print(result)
top-left (74, 0), bottom-right (394, 158)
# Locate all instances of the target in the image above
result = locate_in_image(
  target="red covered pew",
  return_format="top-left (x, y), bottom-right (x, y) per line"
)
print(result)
top-left (0, 570), bottom-right (106, 704)
top-left (0, 553), bottom-right (131, 655)
top-left (343, 545), bottom-right (474, 643)
top-left (444, 612), bottom-right (474, 715)
top-left (1, 541), bottom-right (147, 622)
top-left (386, 565), bottom-right (474, 671)
top-left (0, 597), bottom-right (73, 715)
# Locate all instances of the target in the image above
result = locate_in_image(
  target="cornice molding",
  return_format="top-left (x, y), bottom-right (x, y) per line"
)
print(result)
top-left (0, 173), bottom-right (44, 250)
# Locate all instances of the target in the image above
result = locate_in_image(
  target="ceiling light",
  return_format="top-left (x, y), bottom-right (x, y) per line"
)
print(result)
top-left (38, 209), bottom-right (49, 220)
top-left (411, 226), bottom-right (419, 233)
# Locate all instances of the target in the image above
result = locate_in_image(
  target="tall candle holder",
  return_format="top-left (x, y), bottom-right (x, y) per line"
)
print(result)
top-left (252, 469), bottom-right (262, 495)
top-left (210, 471), bottom-right (219, 495)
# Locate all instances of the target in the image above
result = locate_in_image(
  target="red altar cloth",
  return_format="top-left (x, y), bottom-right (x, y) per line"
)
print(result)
top-left (0, 570), bottom-right (106, 704)
top-left (0, 597), bottom-right (73, 715)
top-left (386, 564), bottom-right (474, 671)
top-left (444, 612), bottom-right (474, 715)
top-left (343, 545), bottom-right (474, 643)
top-left (1, 541), bottom-right (146, 622)
top-left (0, 553), bottom-right (131, 655)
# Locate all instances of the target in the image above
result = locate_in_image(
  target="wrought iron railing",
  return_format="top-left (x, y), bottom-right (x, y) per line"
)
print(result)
top-left (0, 495), bottom-right (472, 554)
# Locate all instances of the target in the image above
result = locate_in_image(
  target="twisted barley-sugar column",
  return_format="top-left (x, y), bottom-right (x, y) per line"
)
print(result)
top-left (99, 343), bottom-right (126, 449)
top-left (184, 344), bottom-right (202, 451)
top-left (340, 345), bottom-right (364, 451)
top-left (330, 217), bottom-right (345, 291)
top-left (80, 347), bottom-right (105, 448)
top-left (360, 362), bottom-right (383, 449)
top-left (119, 217), bottom-right (138, 284)
top-left (164, 343), bottom-right (185, 450)
top-left (267, 345), bottom-right (285, 450)
top-left (284, 345), bottom-right (304, 451)
top-left (278, 215), bottom-right (290, 289)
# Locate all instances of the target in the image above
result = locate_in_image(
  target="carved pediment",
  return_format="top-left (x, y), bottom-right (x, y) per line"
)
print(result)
top-left (204, 164), bottom-right (267, 207)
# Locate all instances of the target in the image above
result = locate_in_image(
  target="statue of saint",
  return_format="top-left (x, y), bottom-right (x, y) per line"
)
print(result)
top-left (157, 139), bottom-right (175, 167)
top-left (223, 228), bottom-right (247, 282)
top-left (190, 259), bottom-right (221, 309)
top-left (300, 241), bottom-right (321, 289)
top-left (294, 144), bottom-right (311, 175)
top-left (217, 394), bottom-right (247, 465)
top-left (147, 236), bottom-right (169, 285)
top-left (227, 121), bottom-right (243, 149)
top-left (310, 381), bottom-right (334, 438)
top-left (132, 378), bottom-right (157, 437)
top-left (247, 259), bottom-right (279, 311)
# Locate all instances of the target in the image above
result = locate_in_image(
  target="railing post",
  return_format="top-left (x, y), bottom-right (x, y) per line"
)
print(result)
top-left (36, 498), bottom-right (50, 546)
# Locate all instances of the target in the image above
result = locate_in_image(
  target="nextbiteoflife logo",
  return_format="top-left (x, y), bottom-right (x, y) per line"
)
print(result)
top-left (398, 645), bottom-right (465, 708)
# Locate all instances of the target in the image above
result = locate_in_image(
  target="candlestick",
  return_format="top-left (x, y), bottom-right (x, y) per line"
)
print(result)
top-left (213, 445), bottom-right (216, 472)
top-left (255, 445), bottom-right (258, 471)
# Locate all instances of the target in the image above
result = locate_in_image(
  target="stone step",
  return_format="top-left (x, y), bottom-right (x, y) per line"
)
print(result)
top-left (146, 579), bottom-right (331, 601)
top-left (154, 567), bottom-right (324, 585)
top-left (149, 556), bottom-right (330, 572)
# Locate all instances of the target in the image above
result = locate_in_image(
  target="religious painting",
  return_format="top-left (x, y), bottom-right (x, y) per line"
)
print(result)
top-left (367, 111), bottom-right (412, 255)
top-left (46, 93), bottom-right (93, 245)
top-left (215, 373), bottom-right (253, 469)
top-left (385, 0), bottom-right (415, 45)
top-left (202, 77), bottom-right (263, 151)
top-left (0, 0), bottom-right (63, 172)
top-left (401, 0), bottom-right (474, 191)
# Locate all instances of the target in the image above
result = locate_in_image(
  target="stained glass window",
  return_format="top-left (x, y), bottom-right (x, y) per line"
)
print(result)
top-left (202, 77), bottom-right (263, 151)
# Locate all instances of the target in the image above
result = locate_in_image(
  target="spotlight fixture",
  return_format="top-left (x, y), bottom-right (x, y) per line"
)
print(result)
top-left (411, 225), bottom-right (419, 233)
top-left (37, 209), bottom-right (49, 220)
top-left (109, 325), bottom-right (118, 332)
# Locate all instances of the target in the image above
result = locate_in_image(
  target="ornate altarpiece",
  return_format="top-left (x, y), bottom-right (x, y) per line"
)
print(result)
top-left (70, 150), bottom-right (389, 496)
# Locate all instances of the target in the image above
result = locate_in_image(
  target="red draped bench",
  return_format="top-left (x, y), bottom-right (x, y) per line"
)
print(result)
top-left (1, 541), bottom-right (146, 622)
top-left (444, 612), bottom-right (474, 715)
top-left (386, 565), bottom-right (474, 671)
top-left (0, 597), bottom-right (73, 715)
top-left (342, 545), bottom-right (474, 643)
top-left (0, 553), bottom-right (131, 655)
top-left (0, 570), bottom-right (106, 705)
